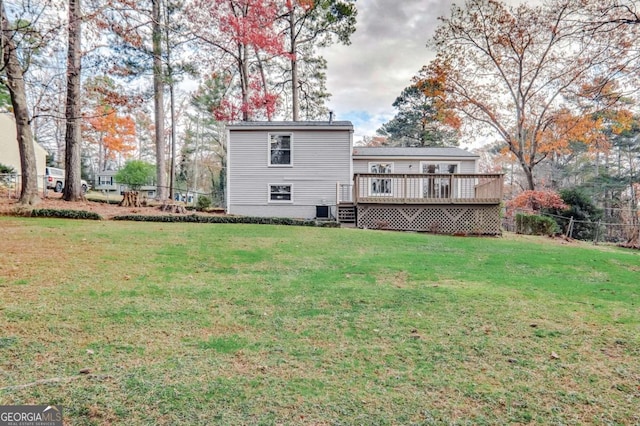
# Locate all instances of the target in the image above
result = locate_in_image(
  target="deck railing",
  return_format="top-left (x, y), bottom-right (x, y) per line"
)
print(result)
top-left (339, 173), bottom-right (503, 205)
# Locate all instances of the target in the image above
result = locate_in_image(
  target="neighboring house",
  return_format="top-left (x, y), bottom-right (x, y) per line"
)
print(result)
top-left (0, 113), bottom-right (48, 188)
top-left (95, 169), bottom-right (158, 198)
top-left (227, 121), bottom-right (354, 219)
top-left (227, 122), bottom-right (503, 234)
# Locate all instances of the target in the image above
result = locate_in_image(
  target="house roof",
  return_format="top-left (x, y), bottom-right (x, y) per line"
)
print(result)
top-left (227, 121), bottom-right (353, 131)
top-left (352, 146), bottom-right (479, 159)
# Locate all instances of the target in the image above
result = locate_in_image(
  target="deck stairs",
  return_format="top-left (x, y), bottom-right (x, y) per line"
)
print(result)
top-left (337, 203), bottom-right (356, 224)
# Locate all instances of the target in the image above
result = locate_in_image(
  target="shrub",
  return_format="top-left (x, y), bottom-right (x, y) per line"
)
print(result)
top-left (544, 188), bottom-right (603, 240)
top-left (0, 163), bottom-right (16, 186)
top-left (112, 214), bottom-right (340, 227)
top-left (515, 213), bottom-right (559, 236)
top-left (506, 190), bottom-right (568, 216)
top-left (30, 209), bottom-right (103, 220)
top-left (196, 195), bottom-right (212, 211)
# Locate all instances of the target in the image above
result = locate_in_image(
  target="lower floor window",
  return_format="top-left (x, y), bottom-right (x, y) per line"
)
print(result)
top-left (269, 184), bottom-right (292, 202)
top-left (371, 178), bottom-right (392, 195)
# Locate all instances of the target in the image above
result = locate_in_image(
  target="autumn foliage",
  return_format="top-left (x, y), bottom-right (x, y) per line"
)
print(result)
top-left (506, 190), bottom-right (568, 216)
top-left (83, 106), bottom-right (136, 169)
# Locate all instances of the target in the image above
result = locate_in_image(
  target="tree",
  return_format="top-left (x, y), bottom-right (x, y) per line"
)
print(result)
top-left (425, 0), bottom-right (630, 190)
top-left (280, 0), bottom-right (356, 121)
top-left (1, 2), bottom-right (40, 205)
top-left (63, 0), bottom-right (84, 201)
top-left (94, 0), bottom-right (188, 201)
top-left (152, 0), bottom-right (167, 200)
top-left (84, 105), bottom-right (136, 170)
top-left (546, 188), bottom-right (603, 240)
top-left (182, 77), bottom-right (228, 205)
top-left (377, 83), bottom-right (460, 147)
top-left (188, 0), bottom-right (285, 121)
top-left (115, 160), bottom-right (155, 207)
top-left (506, 189), bottom-right (568, 216)
top-left (82, 75), bottom-right (140, 172)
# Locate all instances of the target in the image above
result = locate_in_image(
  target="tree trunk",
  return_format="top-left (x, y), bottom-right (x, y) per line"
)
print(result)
top-left (289, 8), bottom-right (299, 121)
top-left (1, 4), bottom-right (40, 206)
top-left (164, 7), bottom-right (176, 202)
top-left (240, 45), bottom-right (250, 121)
top-left (63, 0), bottom-right (84, 201)
top-left (120, 190), bottom-right (141, 207)
top-left (152, 0), bottom-right (167, 200)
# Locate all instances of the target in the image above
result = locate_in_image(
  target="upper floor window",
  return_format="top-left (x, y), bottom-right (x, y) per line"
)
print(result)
top-left (269, 134), bottom-right (292, 166)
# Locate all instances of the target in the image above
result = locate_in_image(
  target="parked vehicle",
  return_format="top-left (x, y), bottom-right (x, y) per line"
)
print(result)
top-left (45, 167), bottom-right (89, 193)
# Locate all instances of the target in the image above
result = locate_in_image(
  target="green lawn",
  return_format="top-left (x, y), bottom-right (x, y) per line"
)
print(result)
top-left (0, 217), bottom-right (638, 425)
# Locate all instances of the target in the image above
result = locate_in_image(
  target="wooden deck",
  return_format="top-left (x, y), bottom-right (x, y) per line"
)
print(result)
top-left (337, 174), bottom-right (504, 234)
top-left (339, 173), bottom-right (503, 205)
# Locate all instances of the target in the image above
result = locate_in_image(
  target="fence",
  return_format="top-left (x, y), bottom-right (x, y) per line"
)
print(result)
top-left (504, 209), bottom-right (640, 245)
top-left (0, 173), bottom-right (75, 199)
top-left (0, 174), bottom-right (225, 208)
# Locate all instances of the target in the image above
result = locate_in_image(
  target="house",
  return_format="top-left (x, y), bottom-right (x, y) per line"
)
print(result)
top-left (95, 169), bottom-right (158, 199)
top-left (0, 113), bottom-right (48, 188)
top-left (227, 122), bottom-right (503, 234)
top-left (226, 121), bottom-right (354, 219)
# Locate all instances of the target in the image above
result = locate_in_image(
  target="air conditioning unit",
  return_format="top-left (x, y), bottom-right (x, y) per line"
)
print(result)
top-left (316, 205), bottom-right (330, 219)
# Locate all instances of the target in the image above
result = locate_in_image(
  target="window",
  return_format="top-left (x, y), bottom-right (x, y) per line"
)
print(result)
top-left (269, 184), bottom-right (292, 202)
top-left (421, 162), bottom-right (458, 198)
top-left (269, 134), bottom-right (292, 166)
top-left (369, 162), bottom-right (393, 196)
top-left (98, 175), bottom-right (113, 186)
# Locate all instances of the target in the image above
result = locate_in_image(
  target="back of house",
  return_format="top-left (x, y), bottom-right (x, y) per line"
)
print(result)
top-left (227, 121), bottom-right (353, 219)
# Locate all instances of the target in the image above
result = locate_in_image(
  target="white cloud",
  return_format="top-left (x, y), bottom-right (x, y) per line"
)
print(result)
top-left (321, 0), bottom-right (533, 142)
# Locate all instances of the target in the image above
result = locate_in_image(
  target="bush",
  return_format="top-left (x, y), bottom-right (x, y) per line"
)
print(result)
top-left (544, 188), bottom-right (603, 240)
top-left (515, 213), bottom-right (559, 236)
top-left (196, 195), bottom-right (212, 211)
top-left (30, 209), bottom-right (103, 220)
top-left (112, 214), bottom-right (340, 227)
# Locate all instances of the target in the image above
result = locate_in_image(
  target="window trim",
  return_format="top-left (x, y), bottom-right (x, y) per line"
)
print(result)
top-left (368, 161), bottom-right (394, 197)
top-left (419, 161), bottom-right (461, 199)
top-left (268, 133), bottom-right (293, 167)
top-left (268, 183), bottom-right (293, 203)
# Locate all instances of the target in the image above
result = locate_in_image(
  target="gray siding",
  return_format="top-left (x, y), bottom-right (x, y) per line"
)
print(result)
top-left (353, 157), bottom-right (477, 174)
top-left (228, 128), bottom-right (352, 219)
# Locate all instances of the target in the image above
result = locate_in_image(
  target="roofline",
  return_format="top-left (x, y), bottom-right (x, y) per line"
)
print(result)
top-left (353, 153), bottom-right (480, 160)
top-left (354, 157), bottom-right (479, 162)
top-left (227, 121), bottom-right (353, 132)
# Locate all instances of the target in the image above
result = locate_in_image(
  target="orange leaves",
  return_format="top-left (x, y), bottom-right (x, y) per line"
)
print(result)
top-left (84, 106), bottom-right (136, 160)
top-left (413, 60), bottom-right (462, 131)
top-left (296, 0), bottom-right (315, 11)
top-left (506, 190), bottom-right (568, 215)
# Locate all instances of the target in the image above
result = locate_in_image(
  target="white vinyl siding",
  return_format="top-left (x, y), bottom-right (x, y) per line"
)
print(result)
top-left (353, 157), bottom-right (477, 174)
top-left (228, 126), bottom-right (353, 218)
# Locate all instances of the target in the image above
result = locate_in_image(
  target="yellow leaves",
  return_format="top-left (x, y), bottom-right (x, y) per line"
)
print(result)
top-left (607, 109), bottom-right (634, 135)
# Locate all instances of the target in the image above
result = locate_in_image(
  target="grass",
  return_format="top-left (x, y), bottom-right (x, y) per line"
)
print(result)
top-left (0, 217), bottom-right (638, 425)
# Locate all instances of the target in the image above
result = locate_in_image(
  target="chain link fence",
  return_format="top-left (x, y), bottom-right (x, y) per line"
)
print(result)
top-left (1, 175), bottom-right (225, 209)
top-left (504, 208), bottom-right (639, 246)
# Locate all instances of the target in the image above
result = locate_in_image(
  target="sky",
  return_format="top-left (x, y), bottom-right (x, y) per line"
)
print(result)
top-left (320, 0), bottom-right (528, 145)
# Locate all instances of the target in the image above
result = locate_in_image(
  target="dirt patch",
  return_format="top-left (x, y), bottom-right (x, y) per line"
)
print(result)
top-left (0, 193), bottom-right (222, 220)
